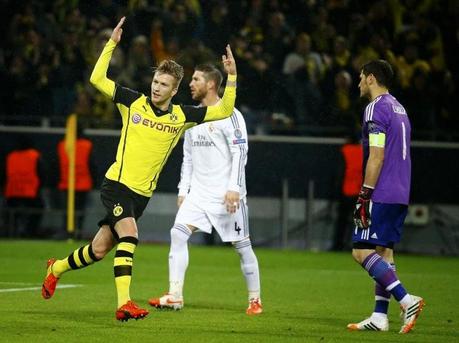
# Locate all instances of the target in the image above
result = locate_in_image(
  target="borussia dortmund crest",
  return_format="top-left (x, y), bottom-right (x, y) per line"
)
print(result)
top-left (170, 113), bottom-right (178, 122)
top-left (113, 204), bottom-right (123, 217)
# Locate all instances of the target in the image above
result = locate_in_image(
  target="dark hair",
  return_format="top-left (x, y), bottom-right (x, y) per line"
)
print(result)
top-left (361, 60), bottom-right (394, 88)
top-left (155, 60), bottom-right (184, 87)
top-left (194, 64), bottom-right (223, 91)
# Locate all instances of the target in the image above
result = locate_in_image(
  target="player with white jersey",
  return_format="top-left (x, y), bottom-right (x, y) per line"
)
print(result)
top-left (176, 108), bottom-right (249, 241)
top-left (148, 64), bottom-right (262, 315)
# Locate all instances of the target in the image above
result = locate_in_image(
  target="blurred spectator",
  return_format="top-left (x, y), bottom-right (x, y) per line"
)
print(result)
top-left (150, 19), bottom-right (180, 64)
top-left (282, 32), bottom-right (323, 125)
top-left (330, 70), bottom-right (356, 127)
top-left (332, 133), bottom-right (362, 251)
top-left (331, 36), bottom-right (352, 70)
top-left (2, 137), bottom-right (45, 237)
top-left (118, 34), bottom-right (153, 94)
top-left (352, 32), bottom-right (397, 77)
top-left (321, 36), bottom-right (355, 116)
top-left (403, 67), bottom-right (436, 134)
top-left (238, 43), bottom-right (275, 134)
top-left (202, 1), bottom-right (231, 54)
top-left (50, 30), bottom-right (86, 119)
top-left (395, 43), bottom-right (430, 90)
top-left (262, 11), bottom-right (294, 71)
top-left (161, 3), bottom-right (197, 48)
top-left (57, 125), bottom-right (94, 239)
top-left (310, 6), bottom-right (336, 54)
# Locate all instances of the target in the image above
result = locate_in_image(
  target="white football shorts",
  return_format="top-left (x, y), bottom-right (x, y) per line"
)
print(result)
top-left (174, 196), bottom-right (249, 242)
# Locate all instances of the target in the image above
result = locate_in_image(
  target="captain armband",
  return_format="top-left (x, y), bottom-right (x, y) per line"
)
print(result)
top-left (369, 132), bottom-right (386, 148)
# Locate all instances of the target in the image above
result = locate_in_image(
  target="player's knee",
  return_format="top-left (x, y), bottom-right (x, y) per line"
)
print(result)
top-left (170, 228), bottom-right (180, 242)
top-left (351, 249), bottom-right (365, 264)
top-left (376, 246), bottom-right (393, 260)
top-left (91, 244), bottom-right (109, 260)
top-left (170, 223), bottom-right (192, 243)
top-left (232, 237), bottom-right (252, 253)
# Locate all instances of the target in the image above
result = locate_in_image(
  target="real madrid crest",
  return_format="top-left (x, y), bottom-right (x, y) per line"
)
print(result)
top-left (113, 203), bottom-right (123, 217)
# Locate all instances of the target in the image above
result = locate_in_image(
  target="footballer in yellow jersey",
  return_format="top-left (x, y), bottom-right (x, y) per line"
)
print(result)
top-left (90, 40), bottom-right (237, 197)
top-left (41, 16), bottom-right (238, 322)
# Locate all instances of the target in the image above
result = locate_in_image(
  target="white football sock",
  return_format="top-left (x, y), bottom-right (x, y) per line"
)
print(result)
top-left (168, 223), bottom-right (192, 297)
top-left (233, 238), bottom-right (261, 300)
top-left (399, 294), bottom-right (413, 307)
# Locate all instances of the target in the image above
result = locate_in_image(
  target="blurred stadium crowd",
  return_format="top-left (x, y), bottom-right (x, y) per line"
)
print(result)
top-left (1, 0), bottom-right (458, 139)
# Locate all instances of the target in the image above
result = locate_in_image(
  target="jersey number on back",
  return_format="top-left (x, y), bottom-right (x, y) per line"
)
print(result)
top-left (401, 122), bottom-right (407, 160)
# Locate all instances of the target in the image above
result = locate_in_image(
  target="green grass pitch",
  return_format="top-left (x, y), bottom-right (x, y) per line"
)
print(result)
top-left (0, 240), bottom-right (457, 342)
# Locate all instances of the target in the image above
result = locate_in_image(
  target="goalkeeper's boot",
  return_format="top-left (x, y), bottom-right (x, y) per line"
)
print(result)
top-left (116, 300), bottom-right (149, 321)
top-left (399, 295), bottom-right (425, 334)
top-left (246, 297), bottom-right (263, 315)
top-left (347, 316), bottom-right (389, 331)
top-left (42, 258), bottom-right (59, 299)
top-left (148, 293), bottom-right (184, 310)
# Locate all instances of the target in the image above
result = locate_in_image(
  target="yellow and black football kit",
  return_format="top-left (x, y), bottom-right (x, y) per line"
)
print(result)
top-left (90, 39), bottom-right (237, 197)
top-left (43, 38), bottom-right (237, 315)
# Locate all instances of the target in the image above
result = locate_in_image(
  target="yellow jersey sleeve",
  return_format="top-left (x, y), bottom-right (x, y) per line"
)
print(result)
top-left (89, 39), bottom-right (117, 98)
top-left (202, 74), bottom-right (237, 122)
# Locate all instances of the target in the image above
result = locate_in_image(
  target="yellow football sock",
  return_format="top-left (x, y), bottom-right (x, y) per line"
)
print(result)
top-left (53, 244), bottom-right (100, 277)
top-left (114, 237), bottom-right (138, 308)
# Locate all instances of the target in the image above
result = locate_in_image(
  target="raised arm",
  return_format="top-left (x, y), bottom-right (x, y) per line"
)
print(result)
top-left (89, 17), bottom-right (126, 98)
top-left (202, 45), bottom-right (237, 122)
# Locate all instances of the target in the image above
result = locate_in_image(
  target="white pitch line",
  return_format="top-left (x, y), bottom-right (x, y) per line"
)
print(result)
top-left (0, 284), bottom-right (82, 293)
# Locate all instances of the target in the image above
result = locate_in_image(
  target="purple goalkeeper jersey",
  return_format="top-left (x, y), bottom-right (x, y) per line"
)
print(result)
top-left (362, 93), bottom-right (411, 204)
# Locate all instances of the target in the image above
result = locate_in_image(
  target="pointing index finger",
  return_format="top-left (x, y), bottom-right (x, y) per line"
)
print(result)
top-left (116, 16), bottom-right (126, 29)
top-left (225, 44), bottom-right (233, 59)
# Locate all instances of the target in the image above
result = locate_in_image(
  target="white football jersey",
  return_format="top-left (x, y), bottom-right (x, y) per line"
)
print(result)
top-left (178, 108), bottom-right (248, 204)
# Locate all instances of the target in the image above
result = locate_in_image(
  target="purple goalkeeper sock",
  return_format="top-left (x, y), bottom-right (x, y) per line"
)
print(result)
top-left (362, 253), bottom-right (407, 302)
top-left (373, 263), bottom-right (395, 314)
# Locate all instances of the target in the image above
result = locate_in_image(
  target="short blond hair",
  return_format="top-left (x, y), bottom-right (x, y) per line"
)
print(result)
top-left (155, 60), bottom-right (184, 87)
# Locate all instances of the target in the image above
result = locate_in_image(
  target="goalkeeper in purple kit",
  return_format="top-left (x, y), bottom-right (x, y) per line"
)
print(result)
top-left (347, 60), bottom-right (424, 334)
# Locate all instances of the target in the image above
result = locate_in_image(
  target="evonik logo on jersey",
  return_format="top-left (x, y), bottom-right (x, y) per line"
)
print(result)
top-left (131, 113), bottom-right (180, 134)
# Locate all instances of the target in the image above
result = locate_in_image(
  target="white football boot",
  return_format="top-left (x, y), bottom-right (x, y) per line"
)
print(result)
top-left (347, 316), bottom-right (389, 331)
top-left (148, 293), bottom-right (184, 310)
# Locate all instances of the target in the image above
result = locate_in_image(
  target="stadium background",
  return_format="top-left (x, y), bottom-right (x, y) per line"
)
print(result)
top-left (1, 0), bottom-right (458, 255)
top-left (1, 2), bottom-right (459, 341)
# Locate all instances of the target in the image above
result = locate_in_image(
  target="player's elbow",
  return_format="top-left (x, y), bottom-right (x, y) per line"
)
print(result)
top-left (89, 72), bottom-right (98, 87)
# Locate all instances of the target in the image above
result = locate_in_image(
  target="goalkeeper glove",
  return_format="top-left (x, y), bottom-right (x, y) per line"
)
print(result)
top-left (353, 186), bottom-right (374, 229)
